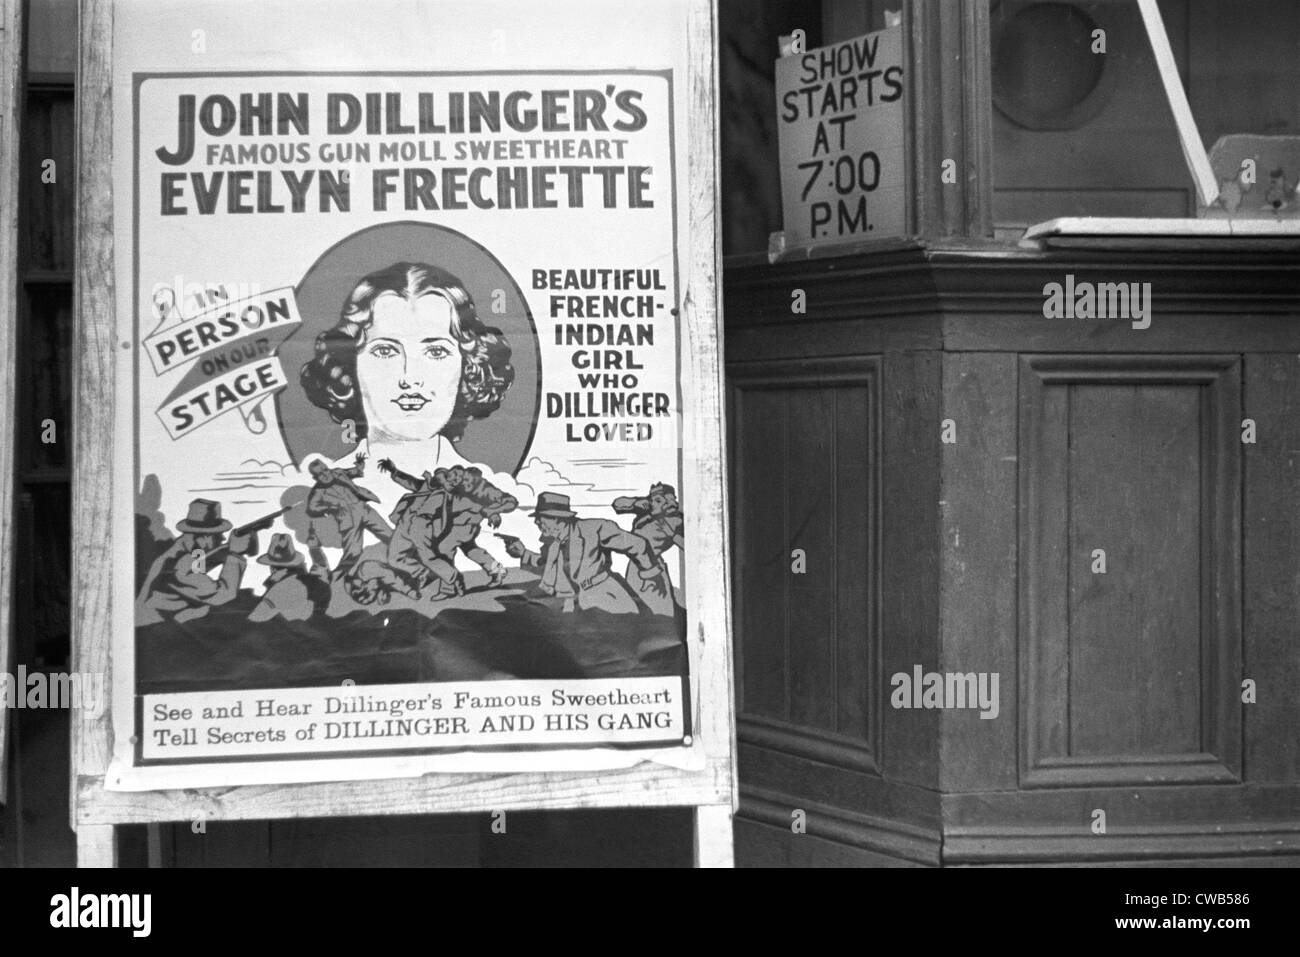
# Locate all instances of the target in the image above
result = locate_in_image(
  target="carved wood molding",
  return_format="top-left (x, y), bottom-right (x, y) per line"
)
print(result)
top-left (740, 784), bottom-right (940, 864)
top-left (738, 714), bottom-right (879, 775)
top-left (943, 822), bottom-right (1300, 864)
top-left (724, 241), bottom-right (1300, 327)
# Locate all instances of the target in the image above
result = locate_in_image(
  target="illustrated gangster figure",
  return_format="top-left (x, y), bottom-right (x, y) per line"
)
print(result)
top-left (438, 465), bottom-right (517, 589)
top-left (612, 481), bottom-right (683, 616)
top-left (136, 499), bottom-right (254, 625)
top-left (502, 492), bottom-right (667, 614)
top-left (248, 533), bottom-right (328, 622)
top-left (305, 453), bottom-right (392, 580)
top-left (379, 459), bottom-right (460, 597)
top-left (344, 558), bottom-right (424, 606)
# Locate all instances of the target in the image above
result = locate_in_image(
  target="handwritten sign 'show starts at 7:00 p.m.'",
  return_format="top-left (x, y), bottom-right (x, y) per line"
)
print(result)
top-left (776, 26), bottom-right (906, 246)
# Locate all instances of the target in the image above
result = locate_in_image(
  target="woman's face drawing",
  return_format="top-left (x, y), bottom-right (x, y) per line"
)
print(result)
top-left (356, 291), bottom-right (461, 443)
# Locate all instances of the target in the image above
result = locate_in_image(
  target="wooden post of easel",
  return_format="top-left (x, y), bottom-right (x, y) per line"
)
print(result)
top-left (685, 0), bottom-right (737, 868)
top-left (73, 0), bottom-right (735, 869)
top-left (72, 0), bottom-right (119, 868)
top-left (0, 0), bottom-right (25, 807)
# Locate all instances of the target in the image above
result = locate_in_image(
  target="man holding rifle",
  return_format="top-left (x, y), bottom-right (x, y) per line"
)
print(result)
top-left (136, 498), bottom-right (258, 625)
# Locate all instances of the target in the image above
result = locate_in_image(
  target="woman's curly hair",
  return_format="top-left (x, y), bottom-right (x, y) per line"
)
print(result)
top-left (300, 262), bottom-right (514, 442)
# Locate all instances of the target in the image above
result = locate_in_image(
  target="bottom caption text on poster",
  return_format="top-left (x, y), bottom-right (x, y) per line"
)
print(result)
top-left (141, 677), bottom-right (686, 759)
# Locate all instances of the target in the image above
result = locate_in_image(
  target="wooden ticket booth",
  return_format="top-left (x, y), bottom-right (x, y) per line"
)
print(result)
top-left (723, 0), bottom-right (1300, 866)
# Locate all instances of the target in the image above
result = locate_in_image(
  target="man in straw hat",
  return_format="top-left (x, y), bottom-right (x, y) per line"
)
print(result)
top-left (249, 533), bottom-right (328, 622)
top-left (136, 498), bottom-right (254, 625)
top-left (502, 492), bottom-right (667, 614)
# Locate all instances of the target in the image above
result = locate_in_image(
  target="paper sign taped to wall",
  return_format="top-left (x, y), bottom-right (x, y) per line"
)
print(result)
top-left (775, 26), bottom-right (907, 245)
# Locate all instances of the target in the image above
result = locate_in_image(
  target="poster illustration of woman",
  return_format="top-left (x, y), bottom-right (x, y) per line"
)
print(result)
top-left (299, 260), bottom-right (515, 477)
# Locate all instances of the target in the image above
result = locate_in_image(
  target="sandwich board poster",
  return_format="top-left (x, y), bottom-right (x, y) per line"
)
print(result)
top-left (104, 0), bottom-right (706, 791)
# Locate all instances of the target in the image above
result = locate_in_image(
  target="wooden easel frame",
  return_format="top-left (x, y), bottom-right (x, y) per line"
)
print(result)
top-left (0, 0), bottom-right (25, 803)
top-left (71, 0), bottom-right (736, 867)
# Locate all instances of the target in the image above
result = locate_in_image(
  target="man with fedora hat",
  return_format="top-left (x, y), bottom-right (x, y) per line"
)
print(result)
top-left (136, 498), bottom-right (254, 625)
top-left (249, 533), bottom-right (328, 622)
top-left (612, 481), bottom-right (684, 617)
top-left (502, 492), bottom-right (667, 614)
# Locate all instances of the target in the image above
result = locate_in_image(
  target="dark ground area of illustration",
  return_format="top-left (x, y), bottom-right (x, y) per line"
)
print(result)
top-left (133, 459), bottom-right (687, 694)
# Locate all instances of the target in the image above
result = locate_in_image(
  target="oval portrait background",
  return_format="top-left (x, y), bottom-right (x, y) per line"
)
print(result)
top-left (276, 221), bottom-right (539, 475)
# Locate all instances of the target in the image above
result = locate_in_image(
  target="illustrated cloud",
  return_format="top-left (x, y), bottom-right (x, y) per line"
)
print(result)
top-left (514, 456), bottom-right (637, 501)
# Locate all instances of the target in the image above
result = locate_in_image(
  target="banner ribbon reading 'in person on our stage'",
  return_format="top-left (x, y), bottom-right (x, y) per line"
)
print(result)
top-left (148, 286), bottom-right (302, 440)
